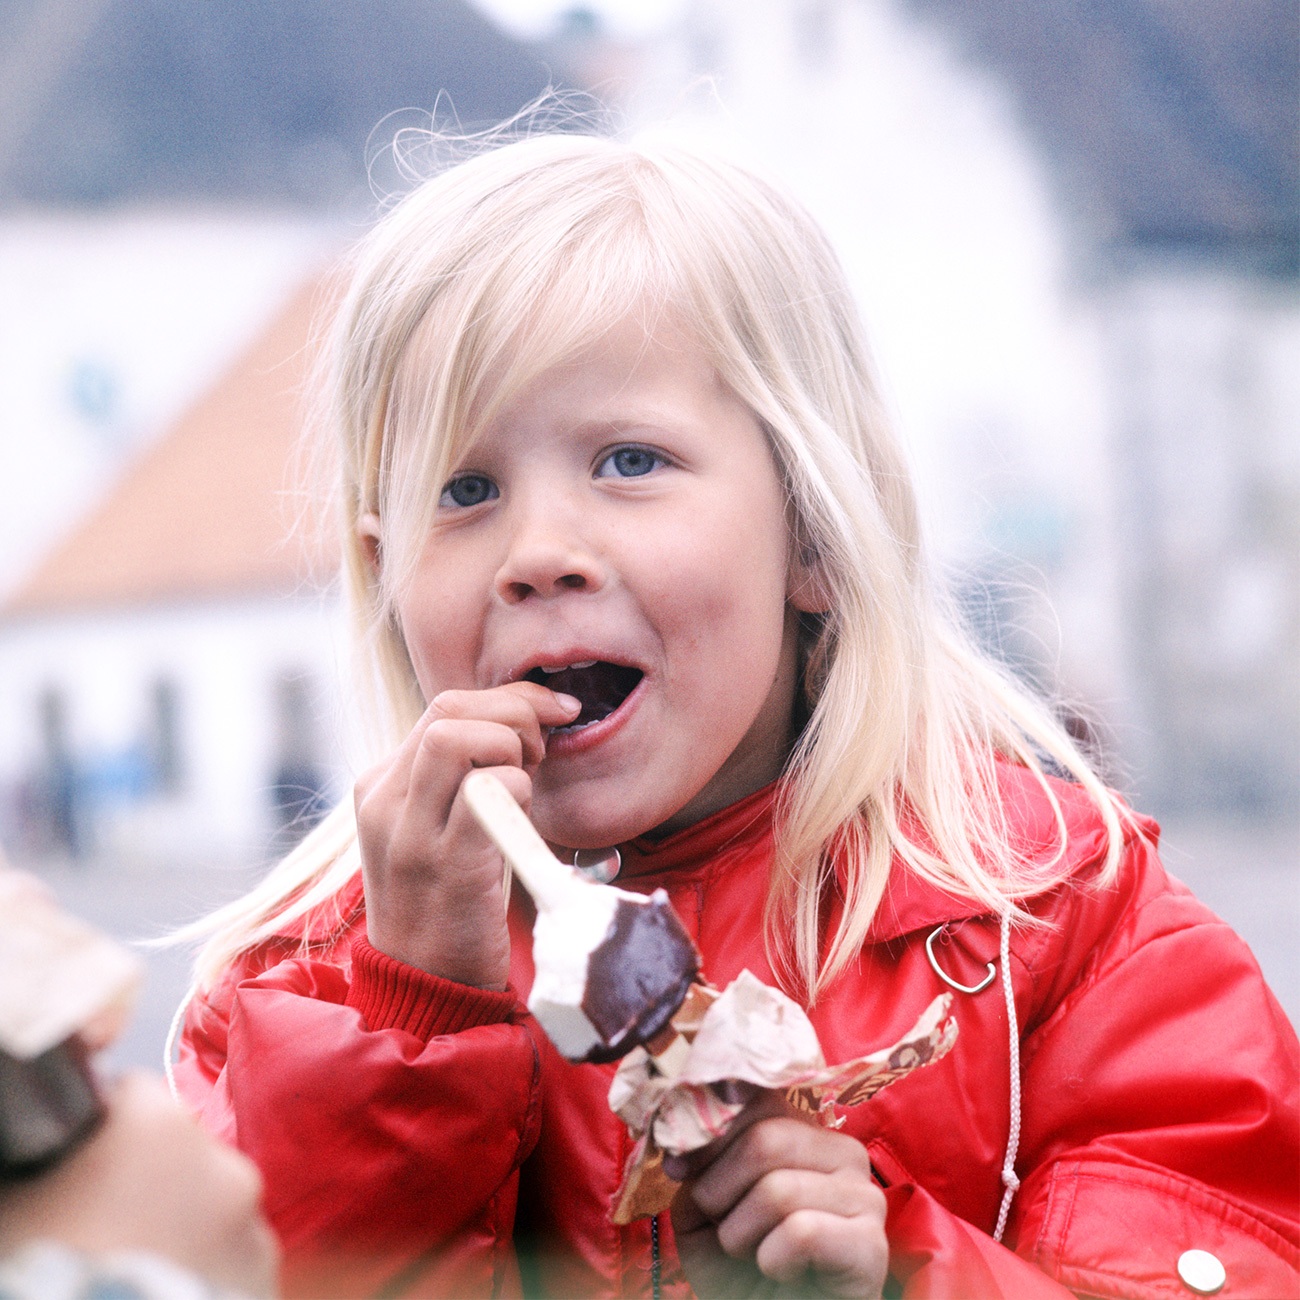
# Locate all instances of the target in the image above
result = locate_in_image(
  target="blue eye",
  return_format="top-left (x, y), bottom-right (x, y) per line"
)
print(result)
top-left (597, 446), bottom-right (663, 478)
top-left (439, 474), bottom-right (498, 508)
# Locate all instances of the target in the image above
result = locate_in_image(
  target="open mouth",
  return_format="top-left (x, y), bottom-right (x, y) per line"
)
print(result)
top-left (525, 661), bottom-right (644, 731)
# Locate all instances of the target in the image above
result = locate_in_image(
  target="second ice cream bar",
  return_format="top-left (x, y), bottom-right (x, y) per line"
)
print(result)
top-left (462, 771), bottom-right (700, 1063)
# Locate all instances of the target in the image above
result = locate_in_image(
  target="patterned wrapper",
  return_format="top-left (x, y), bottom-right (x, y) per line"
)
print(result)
top-left (608, 970), bottom-right (957, 1223)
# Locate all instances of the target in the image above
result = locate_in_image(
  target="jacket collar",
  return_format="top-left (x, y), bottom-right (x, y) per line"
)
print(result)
top-left (616, 780), bottom-right (991, 943)
top-left (618, 782), bottom-right (779, 878)
top-left (864, 861), bottom-right (991, 942)
top-left (310, 762), bottom-right (1097, 948)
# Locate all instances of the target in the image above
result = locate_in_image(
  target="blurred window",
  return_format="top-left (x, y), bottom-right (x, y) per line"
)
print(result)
top-left (148, 677), bottom-right (183, 796)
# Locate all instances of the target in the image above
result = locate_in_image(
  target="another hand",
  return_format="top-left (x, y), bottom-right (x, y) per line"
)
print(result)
top-left (667, 1093), bottom-right (888, 1299)
top-left (0, 1072), bottom-right (277, 1297)
top-left (354, 680), bottom-right (580, 988)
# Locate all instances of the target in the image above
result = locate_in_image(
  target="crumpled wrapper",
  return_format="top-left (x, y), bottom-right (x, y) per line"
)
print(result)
top-left (608, 969), bottom-right (957, 1223)
top-left (0, 867), bottom-right (142, 1059)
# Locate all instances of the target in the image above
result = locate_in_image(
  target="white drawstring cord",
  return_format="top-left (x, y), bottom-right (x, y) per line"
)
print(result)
top-left (992, 906), bottom-right (1021, 1242)
top-left (163, 983), bottom-right (198, 1104)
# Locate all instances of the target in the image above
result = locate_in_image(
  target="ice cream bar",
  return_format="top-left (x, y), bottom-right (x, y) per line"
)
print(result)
top-left (0, 865), bottom-right (141, 1176)
top-left (462, 771), bottom-right (700, 1063)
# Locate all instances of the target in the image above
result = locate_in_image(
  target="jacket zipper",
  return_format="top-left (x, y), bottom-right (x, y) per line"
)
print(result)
top-left (651, 1213), bottom-right (661, 1300)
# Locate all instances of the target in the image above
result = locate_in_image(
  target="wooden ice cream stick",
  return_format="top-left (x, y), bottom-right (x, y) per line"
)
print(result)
top-left (462, 771), bottom-right (701, 1064)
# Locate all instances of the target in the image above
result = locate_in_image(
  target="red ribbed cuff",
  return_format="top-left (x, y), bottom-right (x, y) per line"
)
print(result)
top-left (345, 937), bottom-right (520, 1041)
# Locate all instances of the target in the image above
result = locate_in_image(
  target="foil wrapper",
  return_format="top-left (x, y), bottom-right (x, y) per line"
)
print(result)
top-left (608, 969), bottom-right (957, 1223)
top-left (0, 868), bottom-right (142, 1060)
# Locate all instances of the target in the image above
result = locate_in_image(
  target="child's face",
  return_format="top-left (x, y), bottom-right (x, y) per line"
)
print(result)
top-left (391, 311), bottom-right (816, 850)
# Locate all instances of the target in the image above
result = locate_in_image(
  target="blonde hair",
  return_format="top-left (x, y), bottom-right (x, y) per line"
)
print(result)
top-left (183, 122), bottom-right (1126, 998)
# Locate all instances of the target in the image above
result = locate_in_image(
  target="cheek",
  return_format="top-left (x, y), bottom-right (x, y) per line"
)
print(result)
top-left (396, 608), bottom-right (441, 694)
top-left (649, 545), bottom-right (790, 691)
top-left (643, 491), bottom-right (789, 606)
top-left (395, 586), bottom-right (468, 695)
top-left (670, 492), bottom-right (783, 586)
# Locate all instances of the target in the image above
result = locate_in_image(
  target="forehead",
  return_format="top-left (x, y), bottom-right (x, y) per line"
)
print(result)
top-left (470, 309), bottom-right (742, 443)
top-left (411, 284), bottom-right (723, 453)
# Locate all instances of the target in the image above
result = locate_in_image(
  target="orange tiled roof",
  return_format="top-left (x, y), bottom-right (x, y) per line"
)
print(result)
top-left (4, 272), bottom-right (342, 616)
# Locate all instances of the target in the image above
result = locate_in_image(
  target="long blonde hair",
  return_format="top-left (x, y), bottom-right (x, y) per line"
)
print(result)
top-left (182, 124), bottom-right (1125, 998)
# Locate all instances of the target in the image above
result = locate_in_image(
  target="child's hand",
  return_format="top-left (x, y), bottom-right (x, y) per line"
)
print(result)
top-left (354, 681), bottom-right (580, 988)
top-left (667, 1092), bottom-right (888, 1299)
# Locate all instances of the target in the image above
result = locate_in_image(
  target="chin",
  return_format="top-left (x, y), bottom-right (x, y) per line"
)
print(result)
top-left (530, 784), bottom-right (662, 851)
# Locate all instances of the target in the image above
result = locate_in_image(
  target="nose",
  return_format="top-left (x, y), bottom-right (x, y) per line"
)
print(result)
top-left (493, 495), bottom-right (606, 605)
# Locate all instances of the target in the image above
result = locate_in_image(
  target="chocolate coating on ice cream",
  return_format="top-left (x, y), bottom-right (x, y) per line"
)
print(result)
top-left (579, 889), bottom-right (700, 1064)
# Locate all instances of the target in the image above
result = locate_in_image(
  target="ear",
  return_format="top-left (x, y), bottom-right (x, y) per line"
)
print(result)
top-left (787, 541), bottom-right (833, 614)
top-left (357, 512), bottom-right (383, 577)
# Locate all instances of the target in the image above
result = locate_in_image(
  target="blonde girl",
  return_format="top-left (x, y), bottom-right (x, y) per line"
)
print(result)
top-left (173, 127), bottom-right (1300, 1300)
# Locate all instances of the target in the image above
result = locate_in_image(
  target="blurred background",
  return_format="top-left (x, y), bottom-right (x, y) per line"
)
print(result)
top-left (0, 0), bottom-right (1294, 1068)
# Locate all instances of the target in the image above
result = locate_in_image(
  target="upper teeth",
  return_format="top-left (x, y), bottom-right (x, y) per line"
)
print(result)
top-left (539, 661), bottom-right (596, 673)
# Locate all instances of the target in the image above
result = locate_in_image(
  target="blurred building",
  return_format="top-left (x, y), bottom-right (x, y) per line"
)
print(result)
top-left (0, 0), bottom-right (556, 211)
top-left (0, 0), bottom-right (1292, 873)
top-left (0, 274), bottom-right (347, 865)
top-left (912, 0), bottom-right (1298, 817)
top-left (603, 0), bottom-right (1298, 819)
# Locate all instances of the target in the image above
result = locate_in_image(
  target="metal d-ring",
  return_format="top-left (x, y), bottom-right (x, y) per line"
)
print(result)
top-left (925, 925), bottom-right (997, 994)
top-left (573, 846), bottom-right (621, 884)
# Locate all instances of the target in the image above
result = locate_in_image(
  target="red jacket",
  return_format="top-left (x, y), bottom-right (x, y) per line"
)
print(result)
top-left (178, 768), bottom-right (1300, 1298)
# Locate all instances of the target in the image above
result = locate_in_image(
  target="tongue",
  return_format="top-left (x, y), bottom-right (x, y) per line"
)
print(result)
top-left (544, 663), bottom-right (641, 725)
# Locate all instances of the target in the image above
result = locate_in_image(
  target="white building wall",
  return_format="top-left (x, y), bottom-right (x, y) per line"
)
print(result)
top-left (1097, 268), bottom-right (1300, 806)
top-left (0, 591), bottom-right (353, 867)
top-left (0, 214), bottom-right (355, 867)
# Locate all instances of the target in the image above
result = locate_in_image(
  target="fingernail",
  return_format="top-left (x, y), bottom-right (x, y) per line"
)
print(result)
top-left (554, 692), bottom-right (581, 713)
top-left (662, 1154), bottom-right (686, 1181)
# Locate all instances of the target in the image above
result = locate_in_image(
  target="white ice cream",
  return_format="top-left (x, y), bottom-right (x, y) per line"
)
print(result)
top-left (527, 876), bottom-right (620, 1060)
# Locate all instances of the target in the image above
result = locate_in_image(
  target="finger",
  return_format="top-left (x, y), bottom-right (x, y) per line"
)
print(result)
top-left (669, 1215), bottom-right (761, 1300)
top-left (671, 1177), bottom-right (714, 1237)
top-left (755, 1206), bottom-right (889, 1297)
top-left (662, 1087), bottom-right (785, 1183)
top-left (412, 717), bottom-right (530, 798)
top-left (713, 1166), bottom-right (883, 1260)
top-left (359, 718), bottom-right (531, 857)
top-left (429, 682), bottom-right (580, 769)
top-left (354, 680), bottom-right (577, 812)
top-left (687, 1115), bottom-right (870, 1223)
top-left (444, 763), bottom-right (534, 855)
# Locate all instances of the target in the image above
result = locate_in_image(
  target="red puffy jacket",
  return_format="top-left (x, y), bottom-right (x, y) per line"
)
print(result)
top-left (178, 768), bottom-right (1299, 1298)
